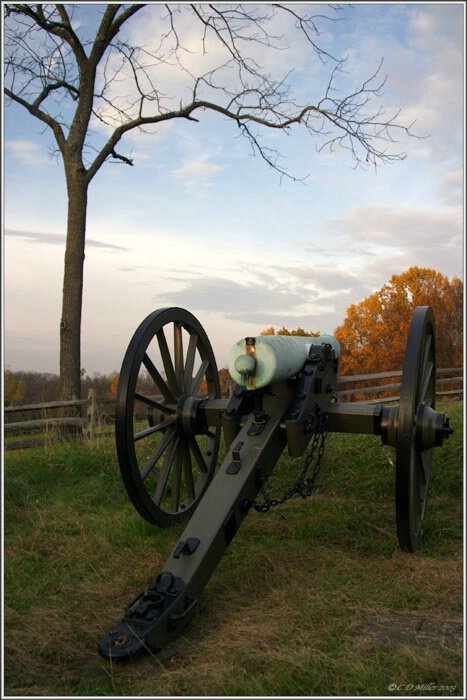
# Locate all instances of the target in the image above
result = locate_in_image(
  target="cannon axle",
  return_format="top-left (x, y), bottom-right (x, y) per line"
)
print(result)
top-left (324, 401), bottom-right (452, 450)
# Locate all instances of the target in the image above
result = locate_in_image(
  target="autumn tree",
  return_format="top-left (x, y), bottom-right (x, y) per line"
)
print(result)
top-left (4, 4), bottom-right (417, 399)
top-left (260, 326), bottom-right (321, 336)
top-left (280, 326), bottom-right (321, 337)
top-left (109, 372), bottom-right (119, 397)
top-left (334, 267), bottom-right (463, 376)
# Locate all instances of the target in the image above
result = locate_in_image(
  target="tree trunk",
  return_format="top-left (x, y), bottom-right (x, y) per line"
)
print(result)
top-left (59, 168), bottom-right (88, 400)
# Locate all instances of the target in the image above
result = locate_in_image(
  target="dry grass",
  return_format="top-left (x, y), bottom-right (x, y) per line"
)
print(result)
top-left (3, 404), bottom-right (463, 696)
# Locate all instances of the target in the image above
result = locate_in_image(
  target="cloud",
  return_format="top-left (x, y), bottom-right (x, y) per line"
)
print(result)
top-left (267, 264), bottom-right (362, 294)
top-left (326, 4), bottom-right (463, 171)
top-left (392, 5), bottom-right (463, 155)
top-left (156, 276), bottom-right (301, 314)
top-left (5, 229), bottom-right (131, 252)
top-left (154, 270), bottom-right (352, 336)
top-left (302, 205), bottom-right (465, 287)
top-left (76, 237), bottom-right (132, 252)
top-left (5, 139), bottom-right (52, 167)
top-left (118, 265), bottom-right (151, 273)
top-left (169, 159), bottom-right (223, 188)
top-left (326, 206), bottom-right (462, 253)
top-left (435, 165), bottom-right (463, 207)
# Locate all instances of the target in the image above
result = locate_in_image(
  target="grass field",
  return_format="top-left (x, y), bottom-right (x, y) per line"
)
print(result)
top-left (3, 403), bottom-right (464, 697)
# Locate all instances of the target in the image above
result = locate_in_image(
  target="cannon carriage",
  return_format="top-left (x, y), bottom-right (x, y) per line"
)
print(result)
top-left (99, 305), bottom-right (452, 660)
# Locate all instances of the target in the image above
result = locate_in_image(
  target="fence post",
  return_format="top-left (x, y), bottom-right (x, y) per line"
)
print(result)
top-left (86, 388), bottom-right (96, 439)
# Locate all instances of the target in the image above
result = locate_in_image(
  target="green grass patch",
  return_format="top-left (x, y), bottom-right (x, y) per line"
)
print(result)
top-left (3, 404), bottom-right (463, 696)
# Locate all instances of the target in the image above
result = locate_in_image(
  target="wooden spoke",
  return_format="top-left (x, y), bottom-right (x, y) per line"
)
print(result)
top-left (154, 435), bottom-right (180, 507)
top-left (189, 435), bottom-right (209, 474)
top-left (156, 328), bottom-right (180, 397)
top-left (173, 322), bottom-right (185, 395)
top-left (191, 359), bottom-right (209, 396)
top-left (170, 444), bottom-right (183, 512)
top-left (184, 334), bottom-right (198, 395)
top-left (140, 429), bottom-right (177, 481)
top-left (183, 441), bottom-right (196, 503)
top-left (134, 417), bottom-right (175, 442)
top-left (143, 353), bottom-right (175, 404)
top-left (135, 392), bottom-right (175, 414)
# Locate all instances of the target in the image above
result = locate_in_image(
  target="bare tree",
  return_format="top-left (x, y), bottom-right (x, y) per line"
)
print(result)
top-left (3, 3), bottom-right (416, 399)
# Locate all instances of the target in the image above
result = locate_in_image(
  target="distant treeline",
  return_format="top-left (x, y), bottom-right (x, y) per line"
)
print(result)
top-left (4, 367), bottom-right (235, 408)
top-left (4, 370), bottom-right (117, 407)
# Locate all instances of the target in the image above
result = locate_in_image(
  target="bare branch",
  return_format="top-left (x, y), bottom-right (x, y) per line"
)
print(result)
top-left (4, 3), bottom-right (418, 182)
top-left (4, 86), bottom-right (67, 151)
top-left (110, 148), bottom-right (133, 166)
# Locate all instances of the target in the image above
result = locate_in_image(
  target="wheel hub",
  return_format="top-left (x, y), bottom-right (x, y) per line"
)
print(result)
top-left (178, 395), bottom-right (208, 437)
top-left (416, 404), bottom-right (453, 451)
top-left (381, 403), bottom-right (452, 452)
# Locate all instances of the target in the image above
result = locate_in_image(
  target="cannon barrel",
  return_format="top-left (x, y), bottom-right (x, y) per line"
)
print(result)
top-left (228, 333), bottom-right (341, 390)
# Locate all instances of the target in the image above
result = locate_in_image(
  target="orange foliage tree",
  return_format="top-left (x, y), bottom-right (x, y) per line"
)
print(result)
top-left (334, 267), bottom-right (463, 376)
top-left (260, 326), bottom-right (321, 337)
top-left (109, 372), bottom-right (120, 397)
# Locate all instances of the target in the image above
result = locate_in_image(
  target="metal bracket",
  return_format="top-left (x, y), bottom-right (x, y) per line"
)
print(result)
top-left (227, 441), bottom-right (244, 474)
top-left (173, 537), bottom-right (201, 558)
top-left (247, 411), bottom-right (269, 436)
top-left (98, 572), bottom-right (187, 659)
top-left (285, 345), bottom-right (338, 457)
top-left (221, 386), bottom-right (255, 448)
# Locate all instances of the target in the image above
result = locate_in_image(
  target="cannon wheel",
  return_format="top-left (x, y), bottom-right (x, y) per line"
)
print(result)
top-left (115, 307), bottom-right (221, 526)
top-left (395, 306), bottom-right (436, 552)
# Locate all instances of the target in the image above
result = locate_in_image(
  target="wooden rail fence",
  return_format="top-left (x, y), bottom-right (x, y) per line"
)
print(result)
top-left (4, 369), bottom-right (463, 451)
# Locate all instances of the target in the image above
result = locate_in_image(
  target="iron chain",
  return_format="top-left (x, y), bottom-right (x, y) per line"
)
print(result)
top-left (247, 410), bottom-right (328, 513)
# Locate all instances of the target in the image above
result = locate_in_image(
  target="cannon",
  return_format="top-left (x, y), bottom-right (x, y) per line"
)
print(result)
top-left (98, 305), bottom-right (453, 660)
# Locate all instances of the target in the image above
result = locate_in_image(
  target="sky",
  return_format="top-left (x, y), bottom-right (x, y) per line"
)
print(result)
top-left (2, 2), bottom-right (464, 376)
